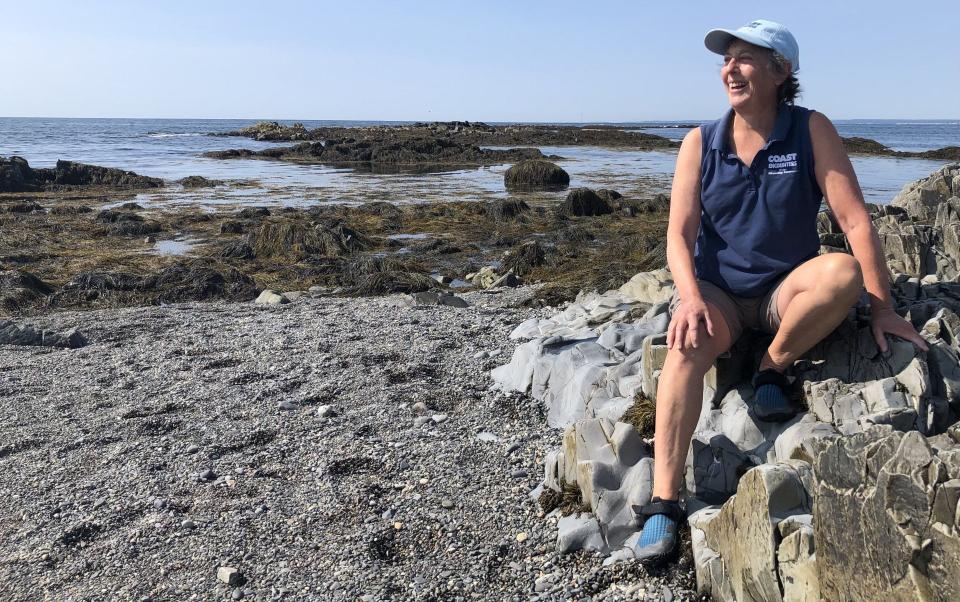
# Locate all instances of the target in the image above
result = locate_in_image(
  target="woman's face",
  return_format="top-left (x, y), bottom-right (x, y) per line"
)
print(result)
top-left (720, 40), bottom-right (786, 110)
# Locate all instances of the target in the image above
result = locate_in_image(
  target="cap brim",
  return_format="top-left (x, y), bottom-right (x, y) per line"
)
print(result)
top-left (704, 28), bottom-right (774, 55)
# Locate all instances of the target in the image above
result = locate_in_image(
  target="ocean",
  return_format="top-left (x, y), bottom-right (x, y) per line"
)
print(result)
top-left (0, 117), bottom-right (957, 207)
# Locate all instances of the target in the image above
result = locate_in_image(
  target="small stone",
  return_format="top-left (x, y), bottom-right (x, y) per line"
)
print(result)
top-left (180, 520), bottom-right (195, 529)
top-left (411, 402), bottom-right (428, 414)
top-left (413, 416), bottom-right (431, 427)
top-left (661, 585), bottom-right (674, 602)
top-left (232, 588), bottom-right (244, 600)
top-left (186, 444), bottom-right (200, 454)
top-left (431, 413), bottom-right (448, 424)
top-left (217, 566), bottom-right (242, 586)
top-left (316, 404), bottom-right (334, 418)
top-left (505, 442), bottom-right (522, 455)
top-left (199, 469), bottom-right (216, 481)
top-left (278, 400), bottom-right (298, 411)
top-left (511, 469), bottom-right (528, 479)
top-left (473, 350), bottom-right (489, 359)
top-left (441, 499), bottom-right (454, 510)
top-left (516, 532), bottom-right (528, 543)
top-left (254, 290), bottom-right (288, 305)
top-left (393, 522), bottom-right (403, 530)
top-left (152, 498), bottom-right (167, 510)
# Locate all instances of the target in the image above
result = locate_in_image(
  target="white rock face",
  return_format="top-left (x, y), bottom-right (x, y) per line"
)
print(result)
top-left (254, 290), bottom-right (288, 305)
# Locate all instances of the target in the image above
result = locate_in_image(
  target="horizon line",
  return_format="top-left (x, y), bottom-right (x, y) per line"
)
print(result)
top-left (1, 115), bottom-right (958, 124)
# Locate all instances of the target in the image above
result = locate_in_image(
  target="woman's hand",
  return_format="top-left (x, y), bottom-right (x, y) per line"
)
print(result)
top-left (667, 297), bottom-right (715, 350)
top-left (871, 306), bottom-right (929, 353)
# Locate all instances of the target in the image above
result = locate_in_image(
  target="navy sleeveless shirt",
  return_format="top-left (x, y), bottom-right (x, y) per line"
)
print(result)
top-left (695, 104), bottom-right (822, 297)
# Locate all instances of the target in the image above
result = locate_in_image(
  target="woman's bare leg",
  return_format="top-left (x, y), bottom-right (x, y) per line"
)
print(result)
top-left (651, 301), bottom-right (733, 501)
top-left (759, 253), bottom-right (864, 373)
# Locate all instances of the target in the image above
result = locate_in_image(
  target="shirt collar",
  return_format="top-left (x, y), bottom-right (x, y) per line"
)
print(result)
top-left (711, 104), bottom-right (792, 153)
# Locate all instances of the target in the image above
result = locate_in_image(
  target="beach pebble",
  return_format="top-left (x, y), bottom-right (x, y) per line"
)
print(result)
top-left (516, 532), bottom-right (528, 543)
top-left (278, 400), bottom-right (298, 411)
top-left (440, 499), bottom-right (454, 510)
top-left (217, 566), bottom-right (242, 586)
top-left (431, 413), bottom-right (448, 424)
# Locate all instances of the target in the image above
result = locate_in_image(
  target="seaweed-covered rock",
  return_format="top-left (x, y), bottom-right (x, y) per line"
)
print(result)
top-left (0, 156), bottom-right (164, 192)
top-left (504, 160), bottom-right (570, 191)
top-left (2, 200), bottom-right (43, 213)
top-left (486, 199), bottom-right (530, 221)
top-left (236, 207), bottom-right (271, 219)
top-left (222, 121), bottom-right (310, 141)
top-left (247, 221), bottom-right (370, 260)
top-left (560, 188), bottom-right (613, 217)
top-left (0, 270), bottom-right (53, 314)
top-left (206, 138), bottom-right (547, 169)
top-left (178, 175), bottom-right (224, 188)
top-left (219, 220), bottom-right (248, 235)
top-left (50, 260), bottom-right (258, 307)
top-left (502, 241), bottom-right (546, 277)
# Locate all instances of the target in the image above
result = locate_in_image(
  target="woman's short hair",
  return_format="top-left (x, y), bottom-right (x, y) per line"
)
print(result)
top-left (769, 51), bottom-right (801, 105)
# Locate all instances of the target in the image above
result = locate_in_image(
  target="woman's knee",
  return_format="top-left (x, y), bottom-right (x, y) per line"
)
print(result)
top-left (817, 253), bottom-right (863, 298)
top-left (662, 337), bottom-right (725, 375)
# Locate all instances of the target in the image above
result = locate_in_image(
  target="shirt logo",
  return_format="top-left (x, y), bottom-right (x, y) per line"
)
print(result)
top-left (768, 152), bottom-right (798, 175)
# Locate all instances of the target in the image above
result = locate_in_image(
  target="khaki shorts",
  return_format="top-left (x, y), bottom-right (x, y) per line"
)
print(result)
top-left (668, 273), bottom-right (790, 343)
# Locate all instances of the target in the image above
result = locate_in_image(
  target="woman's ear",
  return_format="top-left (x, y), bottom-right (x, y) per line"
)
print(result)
top-left (769, 58), bottom-right (791, 86)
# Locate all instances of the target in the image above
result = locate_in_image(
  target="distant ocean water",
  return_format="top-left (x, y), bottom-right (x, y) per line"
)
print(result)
top-left (0, 117), bottom-right (956, 206)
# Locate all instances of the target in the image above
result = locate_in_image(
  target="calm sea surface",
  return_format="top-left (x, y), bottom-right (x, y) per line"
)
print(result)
top-left (0, 117), bottom-right (956, 207)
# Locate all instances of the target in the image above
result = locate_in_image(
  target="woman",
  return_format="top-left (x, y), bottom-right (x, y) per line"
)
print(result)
top-left (630, 19), bottom-right (929, 565)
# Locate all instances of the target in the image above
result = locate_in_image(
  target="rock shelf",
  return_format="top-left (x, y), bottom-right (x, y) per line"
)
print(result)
top-left (494, 163), bottom-right (960, 601)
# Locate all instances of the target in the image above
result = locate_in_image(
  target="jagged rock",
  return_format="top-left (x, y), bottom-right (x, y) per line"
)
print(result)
top-left (689, 507), bottom-right (736, 600)
top-left (616, 269), bottom-right (674, 304)
top-left (556, 513), bottom-right (606, 553)
top-left (465, 266), bottom-right (520, 289)
top-left (701, 461), bottom-right (813, 602)
top-left (553, 418), bottom-right (653, 551)
top-left (777, 516), bottom-right (819, 602)
top-left (891, 162), bottom-right (960, 221)
top-left (0, 320), bottom-right (87, 348)
top-left (814, 429), bottom-right (960, 601)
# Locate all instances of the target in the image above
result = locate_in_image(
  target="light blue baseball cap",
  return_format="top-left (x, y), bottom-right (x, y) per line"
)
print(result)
top-left (704, 19), bottom-right (800, 72)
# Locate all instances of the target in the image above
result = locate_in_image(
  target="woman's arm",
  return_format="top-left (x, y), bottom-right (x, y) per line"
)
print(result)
top-left (808, 111), bottom-right (928, 352)
top-left (666, 127), bottom-right (715, 349)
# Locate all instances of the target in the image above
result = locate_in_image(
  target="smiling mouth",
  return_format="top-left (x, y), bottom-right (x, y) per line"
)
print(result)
top-left (729, 81), bottom-right (747, 91)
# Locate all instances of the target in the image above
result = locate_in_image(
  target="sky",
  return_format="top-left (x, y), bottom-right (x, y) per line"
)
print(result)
top-left (2, 1), bottom-right (958, 122)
